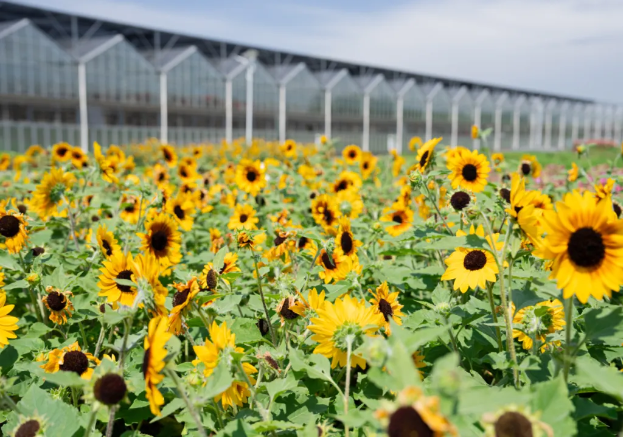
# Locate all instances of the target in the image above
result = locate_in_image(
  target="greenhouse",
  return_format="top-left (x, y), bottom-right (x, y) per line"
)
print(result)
top-left (0, 3), bottom-right (618, 153)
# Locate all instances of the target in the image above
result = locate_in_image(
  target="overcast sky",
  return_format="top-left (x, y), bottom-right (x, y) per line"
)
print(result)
top-left (9, 0), bottom-right (623, 103)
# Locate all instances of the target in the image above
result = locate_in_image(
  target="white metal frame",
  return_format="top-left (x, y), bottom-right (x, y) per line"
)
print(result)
top-left (425, 83), bottom-right (443, 141)
top-left (395, 78), bottom-right (415, 155)
top-left (361, 74), bottom-right (384, 152)
top-left (493, 92), bottom-right (508, 151)
top-left (512, 95), bottom-right (526, 150)
top-left (557, 101), bottom-right (570, 150)
top-left (473, 89), bottom-right (489, 150)
top-left (321, 69), bottom-right (349, 140)
top-left (450, 86), bottom-right (468, 147)
top-left (275, 63), bottom-right (306, 144)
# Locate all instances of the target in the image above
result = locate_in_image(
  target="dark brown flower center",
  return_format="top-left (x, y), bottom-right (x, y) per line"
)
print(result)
top-left (274, 235), bottom-right (286, 246)
top-left (116, 270), bottom-right (134, 293)
top-left (499, 188), bottom-right (511, 203)
top-left (173, 205), bottom-right (185, 219)
top-left (142, 348), bottom-right (150, 378)
top-left (363, 162), bottom-right (369, 170)
top-left (240, 214), bottom-right (248, 223)
top-left (521, 162), bottom-right (531, 176)
top-left (180, 169), bottom-right (188, 178)
top-left (494, 411), bottom-right (533, 437)
top-left (17, 204), bottom-right (27, 214)
top-left (461, 164), bottom-right (478, 182)
top-left (151, 230), bottom-right (168, 251)
top-left (47, 291), bottom-right (67, 311)
top-left (298, 237), bottom-right (308, 249)
top-left (206, 269), bottom-right (218, 290)
top-left (124, 203), bottom-right (136, 213)
top-left (419, 150), bottom-right (430, 168)
top-left (388, 406), bottom-right (433, 437)
top-left (336, 180), bottom-right (349, 192)
top-left (60, 350), bottom-right (89, 375)
top-left (567, 227), bottom-right (605, 268)
top-left (321, 252), bottom-right (336, 270)
top-left (102, 239), bottom-right (113, 256)
top-left (614, 203), bottom-right (622, 218)
top-left (163, 149), bottom-right (172, 161)
top-left (57, 147), bottom-right (68, 157)
top-left (349, 150), bottom-right (357, 159)
top-left (173, 288), bottom-right (191, 307)
top-left (94, 373), bottom-right (127, 405)
top-left (340, 232), bottom-right (354, 254)
top-left (450, 191), bottom-right (471, 211)
top-left (15, 420), bottom-right (40, 437)
top-left (32, 246), bottom-right (45, 257)
top-left (392, 213), bottom-right (404, 224)
top-left (323, 208), bottom-right (335, 225)
top-left (257, 318), bottom-right (270, 336)
top-left (247, 170), bottom-right (257, 182)
top-left (463, 250), bottom-right (487, 271)
top-left (0, 215), bottom-right (20, 238)
top-left (378, 298), bottom-right (393, 322)
top-left (279, 299), bottom-right (299, 320)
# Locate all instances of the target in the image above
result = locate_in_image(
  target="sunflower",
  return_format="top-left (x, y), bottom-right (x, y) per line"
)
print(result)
top-left (482, 405), bottom-right (551, 437)
top-left (391, 149), bottom-right (406, 177)
top-left (0, 205), bottom-right (28, 253)
top-left (70, 146), bottom-right (88, 169)
top-left (342, 145), bottom-right (362, 164)
top-left (235, 159), bottom-right (266, 196)
top-left (177, 162), bottom-right (198, 185)
top-left (413, 137), bottom-right (442, 173)
top-left (0, 154), bottom-right (10, 171)
top-left (506, 174), bottom-right (541, 244)
top-left (166, 193), bottom-right (196, 232)
top-left (192, 321), bottom-right (258, 409)
top-left (98, 251), bottom-right (139, 307)
top-left (380, 205), bottom-right (414, 237)
top-left (160, 145), bottom-right (178, 168)
top-left (336, 190), bottom-right (364, 219)
top-left (567, 162), bottom-right (579, 182)
top-left (334, 217), bottom-right (362, 260)
top-left (471, 125), bottom-right (479, 139)
top-left (491, 153), bottom-right (505, 168)
top-left (200, 252), bottom-right (240, 290)
top-left (143, 316), bottom-right (173, 415)
top-left (317, 249), bottom-right (356, 284)
top-left (296, 235), bottom-right (318, 256)
top-left (30, 167), bottom-right (75, 219)
top-left (94, 142), bottom-right (119, 184)
top-left (40, 341), bottom-right (99, 380)
top-left (518, 154), bottom-right (542, 178)
top-left (290, 288), bottom-right (327, 318)
top-left (408, 136), bottom-right (423, 152)
top-left (132, 252), bottom-right (168, 316)
top-left (276, 296), bottom-right (300, 325)
top-left (360, 152), bottom-right (377, 179)
top-left (264, 230), bottom-right (295, 262)
top-left (281, 139), bottom-right (297, 159)
top-left (119, 194), bottom-right (143, 224)
top-left (332, 171), bottom-right (362, 194)
top-left (447, 149), bottom-right (490, 193)
top-left (138, 212), bottom-right (182, 271)
top-left (369, 282), bottom-right (404, 335)
top-left (308, 295), bottom-right (383, 369)
top-left (311, 194), bottom-right (341, 233)
top-left (52, 142), bottom-right (72, 163)
top-left (595, 178), bottom-right (615, 201)
top-left (168, 278), bottom-right (200, 335)
top-left (375, 386), bottom-right (458, 436)
top-left (534, 191), bottom-right (623, 303)
top-left (42, 286), bottom-right (74, 325)
top-left (441, 245), bottom-right (499, 293)
top-left (512, 299), bottom-right (565, 352)
top-left (152, 163), bottom-right (170, 187)
top-left (228, 204), bottom-right (259, 230)
top-left (96, 224), bottom-right (120, 259)
top-left (456, 224), bottom-right (504, 252)
top-left (209, 228), bottom-right (225, 253)
top-left (0, 293), bottom-right (19, 349)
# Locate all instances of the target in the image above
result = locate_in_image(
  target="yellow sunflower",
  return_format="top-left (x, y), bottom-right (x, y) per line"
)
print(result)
top-left (152, 163), bottom-right (170, 187)
top-left (0, 205), bottom-right (28, 253)
top-left (491, 152), bottom-right (505, 168)
top-left (595, 178), bottom-right (615, 201)
top-left (441, 245), bottom-right (499, 293)
top-left (40, 341), bottom-right (99, 380)
top-left (380, 205), bottom-right (414, 237)
top-left (30, 167), bottom-right (75, 219)
top-left (512, 299), bottom-right (565, 352)
top-left (360, 152), bottom-right (378, 179)
top-left (98, 251), bottom-right (139, 307)
top-left (177, 162), bottom-right (199, 186)
top-left (228, 204), bottom-right (259, 230)
top-left (51, 142), bottom-right (72, 163)
top-left (317, 249), bottom-right (357, 284)
top-left (132, 252), bottom-right (168, 316)
top-left (413, 137), bottom-right (442, 173)
top-left (342, 144), bottom-right (362, 164)
top-left (143, 316), bottom-right (173, 415)
top-left (209, 228), bottom-right (224, 254)
top-left (334, 217), bottom-right (362, 260)
top-left (369, 282), bottom-right (404, 335)
top-left (26, 144), bottom-right (47, 159)
top-left (471, 125), bottom-right (479, 139)
top-left (0, 293), bottom-right (19, 349)
top-left (567, 162), bottom-right (579, 182)
top-left (168, 278), bottom-right (200, 335)
top-left (276, 296), bottom-right (301, 325)
top-left (332, 171), bottom-right (362, 194)
top-left (518, 155), bottom-right (542, 178)
top-left (119, 194), bottom-right (144, 225)
top-left (308, 295), bottom-right (384, 369)
top-left (160, 145), bottom-right (178, 168)
top-left (296, 235), bottom-right (318, 256)
top-left (96, 224), bottom-right (120, 259)
top-left (0, 154), bottom-right (10, 171)
top-left (534, 190), bottom-right (623, 303)
top-left (264, 230), bottom-right (294, 262)
top-left (200, 252), bottom-right (240, 291)
top-left (408, 136), bottom-right (423, 152)
top-left (192, 321), bottom-right (258, 409)
top-left (506, 174), bottom-right (541, 243)
top-left (70, 146), bottom-right (88, 169)
top-left (235, 159), bottom-right (266, 196)
top-left (138, 212), bottom-right (182, 271)
top-left (281, 139), bottom-right (297, 159)
top-left (290, 288), bottom-right (327, 318)
top-left (336, 190), bottom-right (364, 219)
top-left (41, 286), bottom-right (74, 325)
top-left (166, 193), bottom-right (196, 232)
top-left (311, 194), bottom-right (341, 232)
top-left (94, 142), bottom-right (119, 184)
top-left (447, 149), bottom-right (490, 192)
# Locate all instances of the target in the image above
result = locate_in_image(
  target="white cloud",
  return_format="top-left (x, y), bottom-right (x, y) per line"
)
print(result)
top-left (10, 0), bottom-right (623, 102)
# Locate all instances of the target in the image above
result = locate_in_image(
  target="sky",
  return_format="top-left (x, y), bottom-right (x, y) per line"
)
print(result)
top-left (9, 0), bottom-right (623, 103)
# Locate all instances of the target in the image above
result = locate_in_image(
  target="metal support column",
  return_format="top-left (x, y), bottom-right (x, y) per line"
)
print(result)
top-left (324, 90), bottom-right (331, 139)
top-left (494, 92), bottom-right (508, 151)
top-left (450, 86), bottom-right (467, 147)
top-left (245, 63), bottom-right (255, 145)
top-left (78, 62), bottom-right (88, 152)
top-left (225, 79), bottom-right (233, 144)
top-left (395, 79), bottom-right (415, 155)
top-left (425, 83), bottom-right (443, 141)
top-left (278, 85), bottom-right (286, 143)
top-left (473, 89), bottom-right (489, 150)
top-left (159, 72), bottom-right (168, 144)
top-left (558, 101), bottom-right (569, 150)
top-left (512, 95), bottom-right (526, 150)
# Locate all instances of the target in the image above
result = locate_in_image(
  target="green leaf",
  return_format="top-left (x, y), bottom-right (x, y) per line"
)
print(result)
top-left (531, 376), bottom-right (576, 436)
top-left (583, 307), bottom-right (623, 345)
top-left (228, 317), bottom-right (264, 344)
top-left (115, 278), bottom-right (136, 288)
top-left (574, 356), bottom-right (623, 401)
top-left (264, 373), bottom-right (298, 404)
top-left (0, 252), bottom-right (20, 271)
top-left (212, 246), bottom-right (228, 274)
top-left (3, 279), bottom-right (29, 290)
top-left (202, 359), bottom-right (235, 399)
top-left (150, 398), bottom-right (185, 423)
top-left (289, 349), bottom-right (336, 386)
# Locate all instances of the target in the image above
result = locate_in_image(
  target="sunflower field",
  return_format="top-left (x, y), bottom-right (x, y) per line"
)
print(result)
top-left (0, 134), bottom-right (623, 437)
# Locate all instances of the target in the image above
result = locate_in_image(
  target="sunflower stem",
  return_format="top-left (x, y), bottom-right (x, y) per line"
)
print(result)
top-left (563, 297), bottom-right (574, 382)
top-left (423, 183), bottom-right (452, 235)
top-left (212, 399), bottom-right (224, 430)
top-left (253, 254), bottom-right (277, 347)
top-left (79, 321), bottom-right (89, 351)
top-left (94, 324), bottom-right (106, 358)
top-left (63, 195), bottom-right (81, 252)
top-left (343, 335), bottom-right (353, 437)
top-left (236, 361), bottom-right (269, 421)
top-left (27, 285), bottom-right (43, 323)
top-left (119, 315), bottom-right (135, 370)
top-left (83, 405), bottom-right (99, 437)
top-left (105, 406), bottom-right (117, 437)
top-left (165, 368), bottom-right (208, 437)
top-left (486, 283), bottom-right (503, 352)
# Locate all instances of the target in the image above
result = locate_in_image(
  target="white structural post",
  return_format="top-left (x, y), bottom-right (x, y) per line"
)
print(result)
top-left (278, 85), bottom-right (286, 143)
top-left (473, 89), bottom-right (489, 150)
top-left (245, 63), bottom-right (255, 145)
top-left (604, 105), bottom-right (613, 140)
top-left (512, 95), bottom-right (526, 150)
top-left (324, 89), bottom-right (332, 138)
top-left (159, 72), bottom-right (168, 144)
top-left (78, 62), bottom-right (88, 152)
top-left (494, 92), bottom-right (508, 151)
top-left (362, 74), bottom-right (384, 152)
top-left (528, 97), bottom-right (543, 150)
top-left (544, 99), bottom-right (555, 150)
top-left (583, 105), bottom-right (592, 140)
top-left (425, 82), bottom-right (443, 141)
top-left (450, 86), bottom-right (467, 147)
top-left (558, 101), bottom-right (570, 150)
top-left (571, 104), bottom-right (581, 145)
top-left (614, 106), bottom-right (623, 146)
top-left (395, 78), bottom-right (415, 155)
top-left (593, 105), bottom-right (602, 139)
top-left (225, 79), bottom-right (233, 144)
